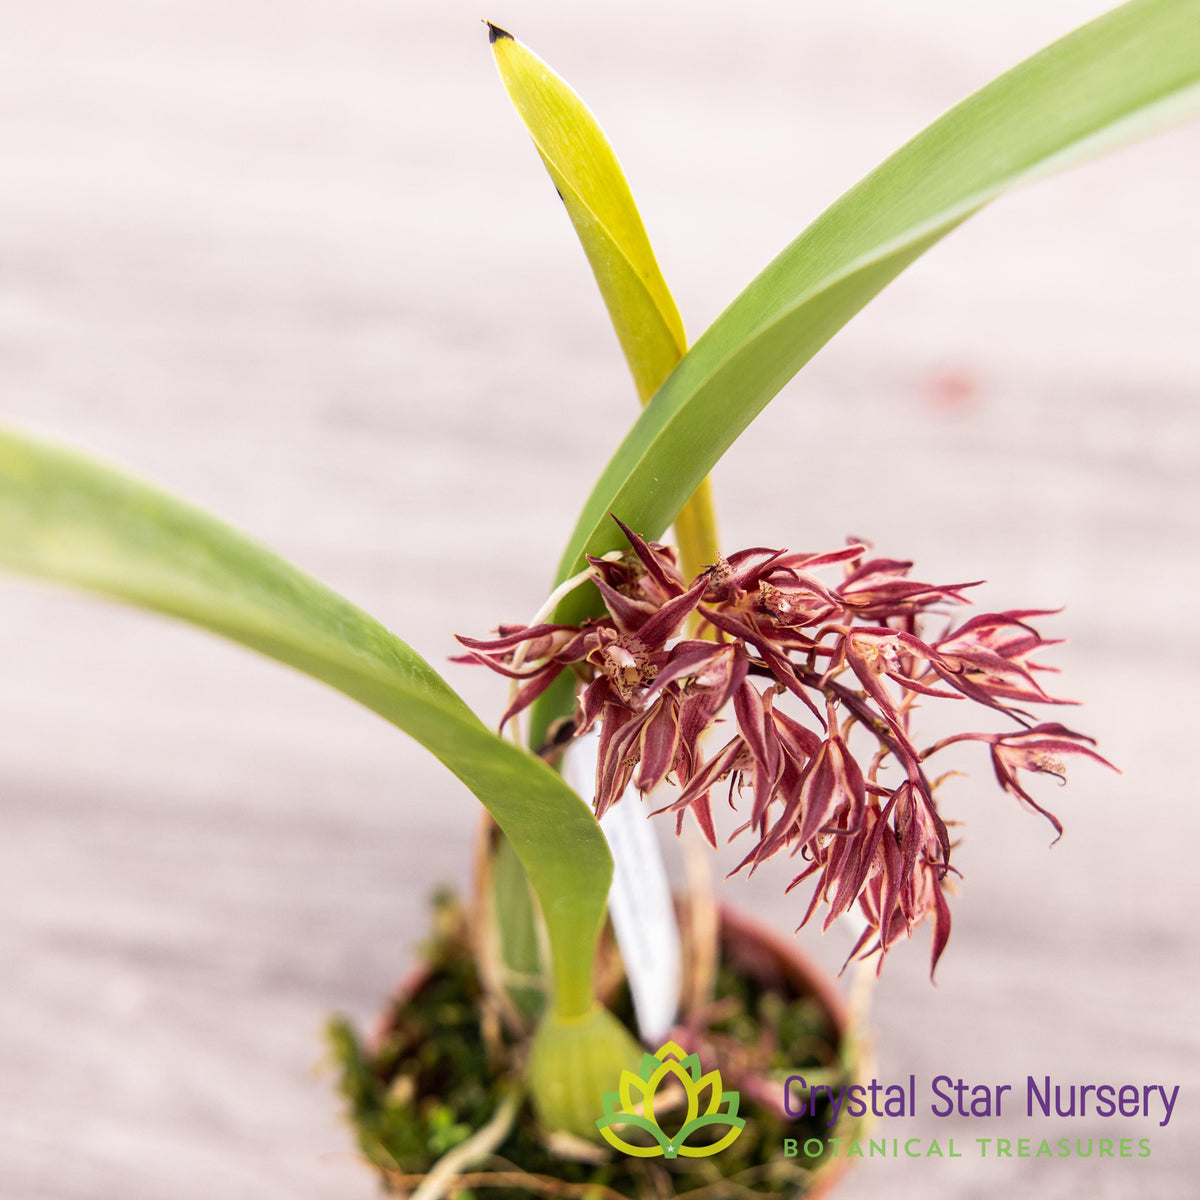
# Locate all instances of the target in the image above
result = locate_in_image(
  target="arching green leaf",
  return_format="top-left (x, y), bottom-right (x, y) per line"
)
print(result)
top-left (0, 427), bottom-right (609, 1020)
top-left (551, 0), bottom-right (1200, 627)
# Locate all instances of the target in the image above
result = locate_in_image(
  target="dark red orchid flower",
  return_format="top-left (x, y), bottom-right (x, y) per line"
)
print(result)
top-left (456, 521), bottom-right (1112, 978)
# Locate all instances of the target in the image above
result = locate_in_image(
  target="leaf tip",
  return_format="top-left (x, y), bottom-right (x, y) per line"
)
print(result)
top-left (485, 20), bottom-right (513, 44)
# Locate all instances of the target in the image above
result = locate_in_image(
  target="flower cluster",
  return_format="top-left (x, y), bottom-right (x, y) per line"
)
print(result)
top-left (456, 520), bottom-right (1114, 975)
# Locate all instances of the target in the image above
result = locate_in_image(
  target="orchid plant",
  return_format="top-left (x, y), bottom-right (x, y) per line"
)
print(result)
top-left (0, 0), bottom-right (1195, 1154)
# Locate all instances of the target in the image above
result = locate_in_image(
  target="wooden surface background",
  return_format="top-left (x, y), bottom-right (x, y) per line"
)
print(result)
top-left (2, 1), bottom-right (1197, 1196)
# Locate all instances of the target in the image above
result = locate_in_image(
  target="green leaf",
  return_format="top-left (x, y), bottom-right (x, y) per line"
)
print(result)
top-left (491, 832), bottom-right (546, 1023)
top-left (551, 0), bottom-right (1200, 623)
top-left (489, 22), bottom-right (685, 405)
top-left (0, 427), bottom-right (609, 1020)
top-left (490, 22), bottom-right (721, 604)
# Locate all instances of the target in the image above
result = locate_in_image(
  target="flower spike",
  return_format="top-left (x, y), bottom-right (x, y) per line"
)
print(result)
top-left (457, 525), bottom-right (1111, 975)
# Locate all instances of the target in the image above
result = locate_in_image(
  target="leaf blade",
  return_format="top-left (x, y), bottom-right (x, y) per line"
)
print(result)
top-left (490, 23), bottom-right (686, 403)
top-left (491, 23), bottom-right (722, 595)
top-left (552, 0), bottom-right (1200, 621)
top-left (0, 427), bottom-right (610, 1019)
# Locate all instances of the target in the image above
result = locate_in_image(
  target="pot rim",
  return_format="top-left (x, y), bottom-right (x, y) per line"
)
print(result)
top-left (714, 903), bottom-right (849, 1040)
top-left (367, 900), bottom-right (859, 1199)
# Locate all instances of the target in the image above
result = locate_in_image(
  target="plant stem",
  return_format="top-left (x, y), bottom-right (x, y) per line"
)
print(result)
top-left (673, 475), bottom-right (720, 582)
top-left (672, 476), bottom-right (721, 638)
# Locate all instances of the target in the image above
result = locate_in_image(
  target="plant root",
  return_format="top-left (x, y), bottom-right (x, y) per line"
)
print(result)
top-left (409, 1091), bottom-right (522, 1200)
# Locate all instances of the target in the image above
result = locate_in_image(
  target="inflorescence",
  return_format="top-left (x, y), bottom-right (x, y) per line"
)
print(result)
top-left (456, 519), bottom-right (1114, 975)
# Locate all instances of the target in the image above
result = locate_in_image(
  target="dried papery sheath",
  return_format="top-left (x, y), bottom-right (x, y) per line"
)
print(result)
top-left (457, 521), bottom-right (1116, 976)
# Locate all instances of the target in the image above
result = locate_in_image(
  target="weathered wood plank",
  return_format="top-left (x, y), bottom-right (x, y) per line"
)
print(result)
top-left (1, 3), bottom-right (1196, 1196)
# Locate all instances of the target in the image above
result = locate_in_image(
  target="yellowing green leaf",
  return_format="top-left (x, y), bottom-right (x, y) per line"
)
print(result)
top-left (490, 23), bottom-right (721, 595)
top-left (489, 23), bottom-right (685, 404)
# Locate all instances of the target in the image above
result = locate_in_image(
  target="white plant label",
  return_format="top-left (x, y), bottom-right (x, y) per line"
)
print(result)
top-left (562, 728), bottom-right (681, 1044)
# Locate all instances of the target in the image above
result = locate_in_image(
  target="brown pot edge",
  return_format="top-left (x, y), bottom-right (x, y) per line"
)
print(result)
top-left (366, 901), bottom-right (859, 1199)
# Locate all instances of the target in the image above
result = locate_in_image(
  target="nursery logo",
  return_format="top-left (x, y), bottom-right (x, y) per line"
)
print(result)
top-left (596, 1041), bottom-right (746, 1159)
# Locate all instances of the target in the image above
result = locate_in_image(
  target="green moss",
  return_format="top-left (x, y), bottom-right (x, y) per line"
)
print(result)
top-left (327, 898), bottom-right (852, 1198)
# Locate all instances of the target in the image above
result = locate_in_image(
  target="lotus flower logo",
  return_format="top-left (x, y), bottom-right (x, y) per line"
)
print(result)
top-left (596, 1041), bottom-right (745, 1158)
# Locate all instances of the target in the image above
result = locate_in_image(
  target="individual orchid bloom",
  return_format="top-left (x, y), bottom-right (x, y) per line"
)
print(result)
top-left (925, 723), bottom-right (1118, 840)
top-left (836, 555), bottom-right (982, 622)
top-left (593, 693), bottom-right (687, 819)
top-left (767, 729), bottom-right (868, 854)
top-left (705, 545), bottom-right (859, 640)
top-left (591, 518), bottom-right (688, 608)
top-left (705, 542), bottom-right (865, 604)
top-left (457, 521), bottom-right (1111, 976)
top-left (452, 621), bottom-right (607, 728)
top-left (840, 627), bottom-right (962, 756)
top-left (851, 850), bottom-right (953, 975)
top-left (700, 546), bottom-right (793, 605)
top-left (656, 640), bottom-right (751, 773)
top-left (583, 574), bottom-right (710, 703)
top-left (453, 622), bottom-right (589, 678)
top-left (932, 609), bottom-right (1075, 714)
top-left (712, 698), bottom-right (866, 875)
top-left (751, 571), bottom-right (844, 632)
top-left (787, 781), bottom-right (954, 976)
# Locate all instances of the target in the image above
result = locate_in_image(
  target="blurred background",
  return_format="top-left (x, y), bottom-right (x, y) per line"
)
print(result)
top-left (1, 1), bottom-right (1197, 1196)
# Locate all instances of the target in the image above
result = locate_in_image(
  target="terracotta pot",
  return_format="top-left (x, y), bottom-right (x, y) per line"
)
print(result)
top-left (711, 905), bottom-right (855, 1200)
top-left (356, 899), bottom-right (859, 1200)
top-left (716, 905), bottom-right (848, 1036)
